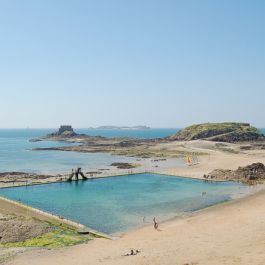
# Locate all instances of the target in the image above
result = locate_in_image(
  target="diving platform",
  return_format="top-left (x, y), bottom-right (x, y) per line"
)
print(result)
top-left (67, 167), bottom-right (88, 181)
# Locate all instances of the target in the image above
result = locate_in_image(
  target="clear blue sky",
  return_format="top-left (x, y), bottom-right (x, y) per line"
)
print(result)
top-left (0, 0), bottom-right (264, 128)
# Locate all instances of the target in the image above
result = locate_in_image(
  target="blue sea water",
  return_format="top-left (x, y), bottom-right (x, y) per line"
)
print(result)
top-left (0, 128), bottom-right (178, 173)
top-left (0, 128), bottom-right (264, 173)
top-left (77, 128), bottom-right (179, 139)
top-left (0, 173), bottom-right (252, 234)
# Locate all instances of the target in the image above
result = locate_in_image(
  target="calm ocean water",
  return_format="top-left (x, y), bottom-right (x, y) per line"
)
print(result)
top-left (0, 128), bottom-right (179, 173)
top-left (77, 128), bottom-right (179, 138)
top-left (0, 173), bottom-right (253, 234)
top-left (0, 128), bottom-right (264, 174)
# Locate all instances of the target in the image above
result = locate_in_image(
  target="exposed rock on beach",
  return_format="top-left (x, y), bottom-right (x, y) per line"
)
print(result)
top-left (0, 214), bottom-right (52, 244)
top-left (204, 163), bottom-right (265, 183)
top-left (110, 162), bottom-right (139, 169)
top-left (0, 172), bottom-right (62, 187)
top-left (30, 125), bottom-right (80, 142)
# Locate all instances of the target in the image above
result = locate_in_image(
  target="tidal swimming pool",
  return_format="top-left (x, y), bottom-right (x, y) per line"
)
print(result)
top-left (0, 173), bottom-right (253, 234)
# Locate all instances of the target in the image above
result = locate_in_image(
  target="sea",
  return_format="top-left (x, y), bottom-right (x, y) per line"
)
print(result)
top-left (0, 128), bottom-right (179, 173)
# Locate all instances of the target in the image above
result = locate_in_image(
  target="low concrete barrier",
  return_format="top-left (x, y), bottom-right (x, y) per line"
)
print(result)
top-left (0, 196), bottom-right (112, 240)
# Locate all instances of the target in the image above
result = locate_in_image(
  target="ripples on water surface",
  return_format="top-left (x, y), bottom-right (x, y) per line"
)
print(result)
top-left (0, 173), bottom-right (254, 234)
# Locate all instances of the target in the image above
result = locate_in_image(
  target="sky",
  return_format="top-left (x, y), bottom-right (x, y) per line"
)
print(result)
top-left (0, 0), bottom-right (264, 128)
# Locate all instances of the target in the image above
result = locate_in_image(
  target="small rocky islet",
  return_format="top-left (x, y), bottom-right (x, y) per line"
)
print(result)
top-left (168, 122), bottom-right (264, 142)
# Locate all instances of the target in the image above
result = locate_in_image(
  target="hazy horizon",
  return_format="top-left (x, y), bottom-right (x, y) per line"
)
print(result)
top-left (1, 123), bottom-right (265, 130)
top-left (1, 0), bottom-right (265, 128)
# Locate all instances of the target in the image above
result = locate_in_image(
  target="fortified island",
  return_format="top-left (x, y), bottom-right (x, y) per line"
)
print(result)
top-left (31, 125), bottom-right (77, 141)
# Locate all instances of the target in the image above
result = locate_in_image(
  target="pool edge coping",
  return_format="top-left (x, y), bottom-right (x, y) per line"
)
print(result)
top-left (0, 171), bottom-right (235, 190)
top-left (0, 196), bottom-right (113, 240)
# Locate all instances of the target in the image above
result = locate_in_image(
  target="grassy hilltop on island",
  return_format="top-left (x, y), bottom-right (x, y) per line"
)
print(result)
top-left (169, 122), bottom-right (264, 142)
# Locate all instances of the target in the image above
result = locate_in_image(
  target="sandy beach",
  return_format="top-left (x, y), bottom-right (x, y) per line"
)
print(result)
top-left (157, 140), bottom-right (265, 179)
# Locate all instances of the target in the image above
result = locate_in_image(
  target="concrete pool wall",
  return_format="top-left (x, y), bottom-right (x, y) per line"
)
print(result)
top-left (0, 196), bottom-right (112, 239)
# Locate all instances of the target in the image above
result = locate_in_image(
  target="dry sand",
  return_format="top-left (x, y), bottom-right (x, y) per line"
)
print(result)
top-left (157, 140), bottom-right (265, 179)
top-left (160, 151), bottom-right (265, 179)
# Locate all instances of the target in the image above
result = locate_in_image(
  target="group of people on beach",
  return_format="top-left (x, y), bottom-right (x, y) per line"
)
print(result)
top-left (122, 216), bottom-right (159, 258)
top-left (123, 217), bottom-right (158, 258)
top-left (123, 249), bottom-right (141, 256)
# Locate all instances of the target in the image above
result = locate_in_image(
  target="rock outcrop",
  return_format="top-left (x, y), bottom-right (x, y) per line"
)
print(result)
top-left (169, 122), bottom-right (264, 142)
top-left (30, 125), bottom-right (80, 142)
top-left (0, 214), bottom-right (52, 243)
top-left (49, 125), bottom-right (77, 137)
top-left (110, 162), bottom-right (138, 169)
top-left (204, 163), bottom-right (265, 183)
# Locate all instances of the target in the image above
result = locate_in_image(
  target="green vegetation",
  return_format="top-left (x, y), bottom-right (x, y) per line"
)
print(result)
top-left (170, 122), bottom-right (264, 142)
top-left (112, 147), bottom-right (207, 158)
top-left (0, 225), bottom-right (92, 248)
top-left (110, 162), bottom-right (142, 169)
top-left (0, 252), bottom-right (14, 264)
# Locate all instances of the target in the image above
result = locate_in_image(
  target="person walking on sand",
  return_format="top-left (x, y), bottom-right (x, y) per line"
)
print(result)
top-left (153, 217), bottom-right (158, 230)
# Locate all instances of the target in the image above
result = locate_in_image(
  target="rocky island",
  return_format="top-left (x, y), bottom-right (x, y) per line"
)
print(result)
top-left (31, 125), bottom-right (80, 142)
top-left (168, 122), bottom-right (264, 142)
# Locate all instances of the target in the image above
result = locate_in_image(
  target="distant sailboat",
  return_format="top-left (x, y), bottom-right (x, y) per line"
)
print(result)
top-left (184, 153), bottom-right (199, 166)
top-left (186, 154), bottom-right (193, 166)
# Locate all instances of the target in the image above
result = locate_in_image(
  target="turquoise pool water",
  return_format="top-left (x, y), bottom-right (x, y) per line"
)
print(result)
top-left (0, 173), bottom-right (252, 234)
